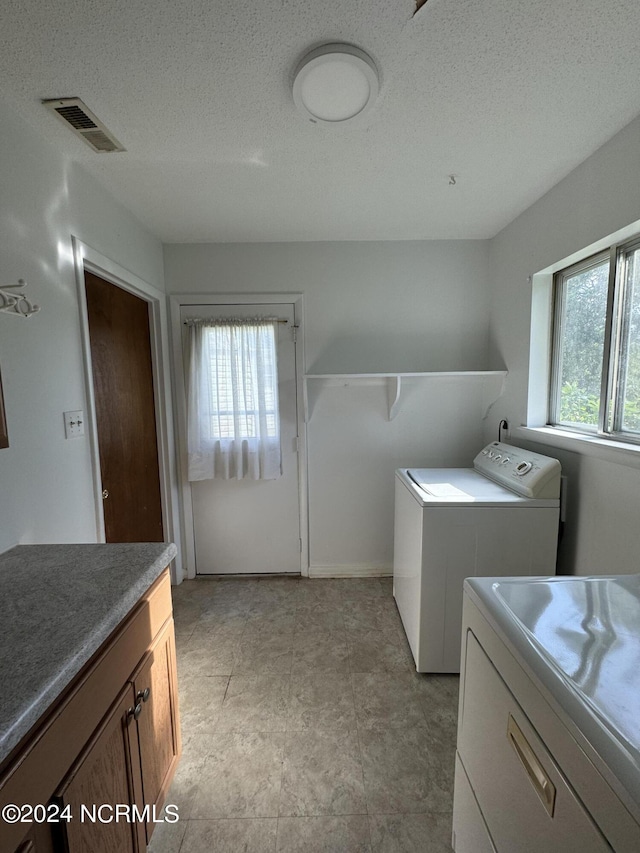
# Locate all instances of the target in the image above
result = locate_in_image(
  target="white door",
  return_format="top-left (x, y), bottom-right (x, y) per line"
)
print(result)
top-left (181, 303), bottom-right (301, 575)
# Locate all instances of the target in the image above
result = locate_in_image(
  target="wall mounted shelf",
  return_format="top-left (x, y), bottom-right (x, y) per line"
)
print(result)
top-left (303, 370), bottom-right (507, 421)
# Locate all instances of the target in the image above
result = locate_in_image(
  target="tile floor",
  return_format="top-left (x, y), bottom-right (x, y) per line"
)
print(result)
top-left (149, 576), bottom-right (459, 852)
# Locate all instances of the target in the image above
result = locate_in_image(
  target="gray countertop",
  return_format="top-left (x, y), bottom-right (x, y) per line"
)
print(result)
top-left (465, 573), bottom-right (640, 814)
top-left (0, 542), bottom-right (177, 767)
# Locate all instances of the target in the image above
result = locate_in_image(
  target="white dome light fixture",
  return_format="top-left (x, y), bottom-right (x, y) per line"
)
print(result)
top-left (292, 43), bottom-right (379, 126)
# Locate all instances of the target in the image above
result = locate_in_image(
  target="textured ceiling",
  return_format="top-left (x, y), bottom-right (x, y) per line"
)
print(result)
top-left (1, 0), bottom-right (639, 242)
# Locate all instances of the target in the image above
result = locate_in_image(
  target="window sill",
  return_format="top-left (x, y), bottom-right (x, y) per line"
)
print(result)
top-left (514, 426), bottom-right (640, 470)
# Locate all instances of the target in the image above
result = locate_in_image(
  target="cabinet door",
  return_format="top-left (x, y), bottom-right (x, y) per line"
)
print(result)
top-left (55, 685), bottom-right (144, 853)
top-left (133, 619), bottom-right (181, 843)
top-left (13, 822), bottom-right (57, 853)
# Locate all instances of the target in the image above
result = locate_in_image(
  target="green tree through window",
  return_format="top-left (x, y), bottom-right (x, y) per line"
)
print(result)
top-left (551, 240), bottom-right (640, 439)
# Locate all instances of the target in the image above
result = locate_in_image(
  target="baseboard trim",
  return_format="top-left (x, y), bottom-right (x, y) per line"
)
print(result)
top-left (308, 564), bottom-right (392, 579)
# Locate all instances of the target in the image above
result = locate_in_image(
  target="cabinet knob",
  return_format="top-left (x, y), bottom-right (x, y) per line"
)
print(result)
top-left (128, 702), bottom-right (143, 721)
top-left (137, 687), bottom-right (151, 703)
top-left (102, 489), bottom-right (109, 499)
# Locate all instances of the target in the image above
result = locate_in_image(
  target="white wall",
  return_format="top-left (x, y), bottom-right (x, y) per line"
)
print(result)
top-left (5, 82), bottom-right (635, 579)
top-left (487, 115), bottom-right (640, 576)
top-left (0, 97), bottom-right (165, 554)
top-left (164, 241), bottom-right (495, 573)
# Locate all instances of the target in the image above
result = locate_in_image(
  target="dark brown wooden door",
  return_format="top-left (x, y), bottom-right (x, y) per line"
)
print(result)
top-left (85, 272), bottom-right (163, 542)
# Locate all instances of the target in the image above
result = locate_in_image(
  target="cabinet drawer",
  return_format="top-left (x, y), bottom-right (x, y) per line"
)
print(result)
top-left (145, 569), bottom-right (173, 639)
top-left (457, 631), bottom-right (611, 853)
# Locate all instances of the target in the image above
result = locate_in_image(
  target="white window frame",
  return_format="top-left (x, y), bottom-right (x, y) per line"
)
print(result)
top-left (550, 237), bottom-right (640, 443)
top-left (549, 248), bottom-right (614, 435)
top-left (521, 220), bottom-right (640, 469)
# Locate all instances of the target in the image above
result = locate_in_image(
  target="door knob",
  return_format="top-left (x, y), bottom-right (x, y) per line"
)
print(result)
top-left (102, 489), bottom-right (109, 499)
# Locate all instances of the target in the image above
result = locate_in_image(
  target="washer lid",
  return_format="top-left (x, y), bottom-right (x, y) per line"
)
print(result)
top-left (398, 468), bottom-right (558, 507)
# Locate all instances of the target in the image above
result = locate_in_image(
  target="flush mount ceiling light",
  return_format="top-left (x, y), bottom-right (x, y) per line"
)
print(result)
top-left (292, 43), bottom-right (379, 126)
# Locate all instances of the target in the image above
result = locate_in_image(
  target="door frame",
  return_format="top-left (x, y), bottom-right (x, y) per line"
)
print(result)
top-left (169, 293), bottom-right (308, 579)
top-left (73, 237), bottom-right (183, 583)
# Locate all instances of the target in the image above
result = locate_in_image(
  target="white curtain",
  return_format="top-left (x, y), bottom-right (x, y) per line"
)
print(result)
top-left (186, 318), bottom-right (282, 481)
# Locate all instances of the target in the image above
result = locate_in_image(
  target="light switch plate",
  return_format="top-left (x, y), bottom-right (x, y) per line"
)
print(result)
top-left (64, 410), bottom-right (85, 438)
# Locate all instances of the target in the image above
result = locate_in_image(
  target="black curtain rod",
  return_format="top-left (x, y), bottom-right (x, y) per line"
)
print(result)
top-left (183, 318), bottom-right (289, 325)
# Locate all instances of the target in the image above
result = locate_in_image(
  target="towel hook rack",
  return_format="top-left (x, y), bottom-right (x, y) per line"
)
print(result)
top-left (0, 279), bottom-right (40, 318)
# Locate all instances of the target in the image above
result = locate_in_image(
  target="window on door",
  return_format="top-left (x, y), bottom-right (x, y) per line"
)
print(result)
top-left (186, 318), bottom-right (282, 480)
top-left (205, 321), bottom-right (279, 440)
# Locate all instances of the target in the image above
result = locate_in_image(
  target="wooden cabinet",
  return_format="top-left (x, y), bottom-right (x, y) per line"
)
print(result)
top-left (14, 824), bottom-right (57, 853)
top-left (0, 569), bottom-right (180, 853)
top-left (132, 620), bottom-right (180, 846)
top-left (55, 686), bottom-right (142, 853)
top-left (55, 619), bottom-right (180, 852)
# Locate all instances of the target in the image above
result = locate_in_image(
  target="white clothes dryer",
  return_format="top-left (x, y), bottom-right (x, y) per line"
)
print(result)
top-left (393, 441), bottom-right (561, 673)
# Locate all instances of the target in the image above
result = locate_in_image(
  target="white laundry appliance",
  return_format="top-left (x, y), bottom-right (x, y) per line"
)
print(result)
top-left (393, 441), bottom-right (561, 673)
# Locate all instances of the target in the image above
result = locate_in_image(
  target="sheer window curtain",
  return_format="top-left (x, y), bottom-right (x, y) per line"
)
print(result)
top-left (186, 318), bottom-right (282, 481)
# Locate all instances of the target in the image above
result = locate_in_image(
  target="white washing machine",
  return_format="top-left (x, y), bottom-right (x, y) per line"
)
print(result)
top-left (393, 441), bottom-right (561, 673)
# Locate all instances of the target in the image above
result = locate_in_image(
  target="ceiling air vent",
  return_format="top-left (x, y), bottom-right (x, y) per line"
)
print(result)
top-left (42, 97), bottom-right (125, 153)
